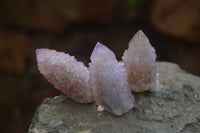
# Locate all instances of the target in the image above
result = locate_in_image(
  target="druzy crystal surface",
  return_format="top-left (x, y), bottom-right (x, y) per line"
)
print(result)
top-left (35, 30), bottom-right (159, 116)
top-left (36, 49), bottom-right (94, 103)
top-left (89, 42), bottom-right (134, 116)
top-left (123, 30), bottom-right (159, 92)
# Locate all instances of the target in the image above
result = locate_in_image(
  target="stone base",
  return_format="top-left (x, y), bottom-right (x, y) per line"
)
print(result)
top-left (28, 62), bottom-right (200, 133)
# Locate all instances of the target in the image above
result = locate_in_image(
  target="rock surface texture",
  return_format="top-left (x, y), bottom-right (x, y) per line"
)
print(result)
top-left (29, 62), bottom-right (200, 133)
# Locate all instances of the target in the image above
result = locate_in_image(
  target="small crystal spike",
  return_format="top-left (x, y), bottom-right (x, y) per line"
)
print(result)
top-left (36, 49), bottom-right (94, 103)
top-left (123, 30), bottom-right (159, 92)
top-left (89, 42), bottom-right (134, 116)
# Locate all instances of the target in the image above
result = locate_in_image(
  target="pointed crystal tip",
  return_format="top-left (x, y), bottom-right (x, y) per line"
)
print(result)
top-left (123, 30), bottom-right (158, 92)
top-left (129, 30), bottom-right (149, 46)
top-left (96, 42), bottom-right (104, 48)
top-left (90, 42), bottom-right (116, 62)
top-left (89, 42), bottom-right (134, 116)
top-left (92, 42), bottom-right (107, 55)
top-left (137, 30), bottom-right (145, 36)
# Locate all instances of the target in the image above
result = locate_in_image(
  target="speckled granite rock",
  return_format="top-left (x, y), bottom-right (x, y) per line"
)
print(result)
top-left (28, 62), bottom-right (200, 133)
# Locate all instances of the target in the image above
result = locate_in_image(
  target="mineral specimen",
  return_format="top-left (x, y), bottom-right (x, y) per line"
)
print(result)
top-left (123, 30), bottom-right (159, 92)
top-left (35, 30), bottom-right (159, 116)
top-left (36, 49), bottom-right (94, 103)
top-left (89, 42), bottom-right (134, 116)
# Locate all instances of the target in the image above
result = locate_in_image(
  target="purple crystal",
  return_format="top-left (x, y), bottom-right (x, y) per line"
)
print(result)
top-left (36, 49), bottom-right (94, 103)
top-left (89, 42), bottom-right (134, 116)
top-left (35, 30), bottom-right (159, 116)
top-left (123, 30), bottom-right (159, 92)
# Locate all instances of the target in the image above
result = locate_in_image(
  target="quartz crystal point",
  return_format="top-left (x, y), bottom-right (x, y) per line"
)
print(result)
top-left (123, 30), bottom-right (159, 92)
top-left (36, 49), bottom-right (94, 103)
top-left (89, 42), bottom-right (134, 116)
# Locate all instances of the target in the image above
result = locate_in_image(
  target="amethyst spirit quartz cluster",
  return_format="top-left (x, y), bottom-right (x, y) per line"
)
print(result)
top-left (36, 30), bottom-right (159, 116)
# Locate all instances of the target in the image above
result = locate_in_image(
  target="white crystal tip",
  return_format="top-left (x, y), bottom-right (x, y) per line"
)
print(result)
top-left (134, 30), bottom-right (148, 41)
top-left (137, 30), bottom-right (145, 35)
top-left (93, 42), bottom-right (107, 54)
top-left (96, 42), bottom-right (104, 48)
top-left (90, 42), bottom-right (116, 62)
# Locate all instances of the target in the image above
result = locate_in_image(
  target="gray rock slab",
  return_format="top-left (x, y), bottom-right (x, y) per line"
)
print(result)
top-left (28, 62), bottom-right (200, 133)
